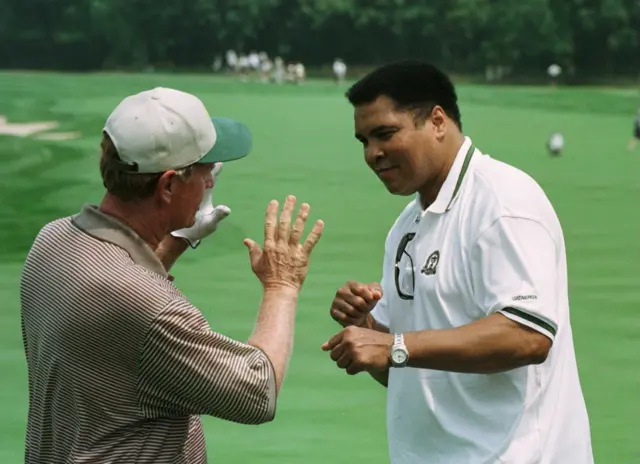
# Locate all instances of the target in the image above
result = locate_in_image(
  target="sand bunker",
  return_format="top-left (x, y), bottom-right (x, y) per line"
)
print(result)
top-left (36, 131), bottom-right (82, 141)
top-left (0, 114), bottom-right (80, 140)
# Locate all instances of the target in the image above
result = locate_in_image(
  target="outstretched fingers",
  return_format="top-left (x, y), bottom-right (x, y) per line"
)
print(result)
top-left (289, 203), bottom-right (310, 245)
top-left (264, 199), bottom-right (279, 248)
top-left (277, 195), bottom-right (296, 245)
top-left (303, 219), bottom-right (324, 255)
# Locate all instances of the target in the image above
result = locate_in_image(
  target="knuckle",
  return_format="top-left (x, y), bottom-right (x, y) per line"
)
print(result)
top-left (263, 241), bottom-right (275, 252)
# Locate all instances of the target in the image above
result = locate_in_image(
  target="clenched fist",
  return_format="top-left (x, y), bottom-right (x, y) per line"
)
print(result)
top-left (330, 281), bottom-right (382, 328)
top-left (322, 326), bottom-right (393, 375)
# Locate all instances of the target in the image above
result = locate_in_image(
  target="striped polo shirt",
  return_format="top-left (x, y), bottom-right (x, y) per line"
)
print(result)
top-left (20, 204), bottom-right (276, 463)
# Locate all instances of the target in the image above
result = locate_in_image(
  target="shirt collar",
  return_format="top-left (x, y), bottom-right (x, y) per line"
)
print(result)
top-left (420, 136), bottom-right (476, 215)
top-left (72, 204), bottom-right (169, 279)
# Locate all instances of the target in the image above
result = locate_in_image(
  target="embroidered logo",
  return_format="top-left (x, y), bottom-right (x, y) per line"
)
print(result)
top-left (421, 251), bottom-right (440, 276)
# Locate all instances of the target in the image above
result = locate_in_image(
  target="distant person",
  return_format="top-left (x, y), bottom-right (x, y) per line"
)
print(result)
top-left (548, 131), bottom-right (565, 156)
top-left (248, 51), bottom-right (261, 76)
top-left (238, 54), bottom-right (250, 81)
top-left (260, 57), bottom-right (273, 83)
top-left (627, 108), bottom-right (640, 151)
top-left (333, 58), bottom-right (347, 84)
top-left (293, 62), bottom-right (306, 84)
top-left (212, 55), bottom-right (223, 73)
top-left (272, 56), bottom-right (285, 84)
top-left (547, 63), bottom-right (562, 86)
top-left (20, 87), bottom-right (324, 463)
top-left (225, 49), bottom-right (238, 73)
top-left (322, 60), bottom-right (593, 463)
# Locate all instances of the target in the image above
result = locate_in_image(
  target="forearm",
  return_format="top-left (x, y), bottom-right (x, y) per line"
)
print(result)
top-left (404, 314), bottom-right (551, 374)
top-left (155, 235), bottom-right (189, 272)
top-left (247, 287), bottom-right (299, 393)
top-left (363, 314), bottom-right (389, 386)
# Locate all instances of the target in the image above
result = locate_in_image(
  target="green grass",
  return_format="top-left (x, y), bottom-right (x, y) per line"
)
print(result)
top-left (0, 72), bottom-right (639, 463)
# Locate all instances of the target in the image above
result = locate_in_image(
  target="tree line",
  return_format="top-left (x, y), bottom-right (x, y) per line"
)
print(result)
top-left (1, 0), bottom-right (639, 82)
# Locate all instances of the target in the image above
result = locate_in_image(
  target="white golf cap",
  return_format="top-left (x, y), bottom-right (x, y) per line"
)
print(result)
top-left (104, 87), bottom-right (252, 173)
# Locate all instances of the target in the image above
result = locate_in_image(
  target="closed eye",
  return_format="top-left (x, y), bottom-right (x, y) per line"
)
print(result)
top-left (355, 135), bottom-right (367, 147)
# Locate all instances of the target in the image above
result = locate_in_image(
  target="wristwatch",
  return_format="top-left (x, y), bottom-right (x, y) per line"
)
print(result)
top-left (389, 333), bottom-right (409, 368)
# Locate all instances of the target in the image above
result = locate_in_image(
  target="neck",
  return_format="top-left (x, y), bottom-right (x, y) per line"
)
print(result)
top-left (418, 133), bottom-right (466, 210)
top-left (99, 194), bottom-right (166, 250)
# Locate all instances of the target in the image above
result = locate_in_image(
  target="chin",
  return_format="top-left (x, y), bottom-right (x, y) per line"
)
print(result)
top-left (382, 181), bottom-right (417, 197)
top-left (175, 216), bottom-right (196, 231)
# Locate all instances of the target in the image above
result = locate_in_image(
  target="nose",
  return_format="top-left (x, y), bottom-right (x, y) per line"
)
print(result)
top-left (205, 170), bottom-right (214, 189)
top-left (365, 144), bottom-right (384, 165)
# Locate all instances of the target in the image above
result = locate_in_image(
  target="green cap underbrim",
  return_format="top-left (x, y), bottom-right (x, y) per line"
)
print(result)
top-left (198, 117), bottom-right (252, 164)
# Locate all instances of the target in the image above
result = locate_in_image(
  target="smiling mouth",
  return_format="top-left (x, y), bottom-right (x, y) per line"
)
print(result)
top-left (375, 166), bottom-right (398, 174)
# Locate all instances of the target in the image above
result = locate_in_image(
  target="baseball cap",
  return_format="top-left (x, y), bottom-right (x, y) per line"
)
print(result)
top-left (104, 87), bottom-right (252, 173)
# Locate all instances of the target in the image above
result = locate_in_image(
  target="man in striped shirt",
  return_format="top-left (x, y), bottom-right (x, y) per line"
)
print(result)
top-left (20, 87), bottom-right (324, 463)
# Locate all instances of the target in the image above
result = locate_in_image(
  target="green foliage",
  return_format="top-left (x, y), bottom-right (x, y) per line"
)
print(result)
top-left (0, 0), bottom-right (638, 80)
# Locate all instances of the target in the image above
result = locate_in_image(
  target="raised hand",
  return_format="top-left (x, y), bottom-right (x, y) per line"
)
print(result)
top-left (244, 195), bottom-right (324, 291)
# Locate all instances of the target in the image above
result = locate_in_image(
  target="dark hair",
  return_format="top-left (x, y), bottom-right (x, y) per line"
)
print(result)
top-left (345, 60), bottom-right (462, 130)
top-left (99, 132), bottom-right (194, 202)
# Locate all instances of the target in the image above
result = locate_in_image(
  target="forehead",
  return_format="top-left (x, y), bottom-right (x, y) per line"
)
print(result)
top-left (353, 96), bottom-right (412, 134)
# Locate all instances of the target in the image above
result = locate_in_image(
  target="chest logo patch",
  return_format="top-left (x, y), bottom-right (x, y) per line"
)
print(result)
top-left (422, 251), bottom-right (440, 276)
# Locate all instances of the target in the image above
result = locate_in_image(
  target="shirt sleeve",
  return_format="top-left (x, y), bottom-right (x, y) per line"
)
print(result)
top-left (137, 299), bottom-right (277, 424)
top-left (470, 216), bottom-right (560, 342)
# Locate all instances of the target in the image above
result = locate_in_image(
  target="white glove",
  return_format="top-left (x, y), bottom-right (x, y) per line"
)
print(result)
top-left (171, 163), bottom-right (231, 248)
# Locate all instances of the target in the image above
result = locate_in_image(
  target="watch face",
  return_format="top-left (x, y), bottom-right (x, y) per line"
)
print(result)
top-left (392, 349), bottom-right (408, 365)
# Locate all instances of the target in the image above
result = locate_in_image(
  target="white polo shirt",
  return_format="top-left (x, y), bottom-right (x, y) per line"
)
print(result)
top-left (372, 137), bottom-right (593, 463)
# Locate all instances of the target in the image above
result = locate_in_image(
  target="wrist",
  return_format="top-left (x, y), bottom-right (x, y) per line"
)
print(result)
top-left (389, 333), bottom-right (410, 368)
top-left (262, 285), bottom-right (300, 301)
top-left (163, 234), bottom-right (190, 252)
top-left (360, 313), bottom-right (374, 329)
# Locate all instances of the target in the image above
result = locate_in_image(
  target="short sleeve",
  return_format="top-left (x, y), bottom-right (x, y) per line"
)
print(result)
top-left (470, 217), bottom-right (559, 342)
top-left (137, 300), bottom-right (277, 424)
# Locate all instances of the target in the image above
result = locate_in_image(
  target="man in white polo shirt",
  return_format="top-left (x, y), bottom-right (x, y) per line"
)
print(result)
top-left (322, 61), bottom-right (593, 463)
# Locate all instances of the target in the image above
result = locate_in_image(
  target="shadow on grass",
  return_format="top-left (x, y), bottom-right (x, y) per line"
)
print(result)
top-left (0, 136), bottom-right (93, 263)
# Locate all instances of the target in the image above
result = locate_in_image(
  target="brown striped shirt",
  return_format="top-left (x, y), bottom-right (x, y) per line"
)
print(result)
top-left (20, 204), bottom-right (276, 463)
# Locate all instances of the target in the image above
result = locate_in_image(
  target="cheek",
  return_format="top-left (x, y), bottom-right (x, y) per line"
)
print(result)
top-left (175, 181), bottom-right (203, 212)
top-left (190, 184), bottom-right (205, 209)
top-left (384, 137), bottom-right (420, 168)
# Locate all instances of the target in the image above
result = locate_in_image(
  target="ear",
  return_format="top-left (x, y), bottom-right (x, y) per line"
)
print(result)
top-left (430, 106), bottom-right (448, 139)
top-left (156, 170), bottom-right (177, 204)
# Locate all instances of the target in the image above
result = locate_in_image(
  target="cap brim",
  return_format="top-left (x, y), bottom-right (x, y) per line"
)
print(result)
top-left (198, 117), bottom-right (252, 164)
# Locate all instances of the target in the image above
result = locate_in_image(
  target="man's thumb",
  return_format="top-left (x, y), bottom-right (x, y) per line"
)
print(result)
top-left (243, 239), bottom-right (260, 258)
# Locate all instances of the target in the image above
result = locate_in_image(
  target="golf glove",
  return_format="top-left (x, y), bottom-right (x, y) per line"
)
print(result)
top-left (171, 163), bottom-right (231, 248)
